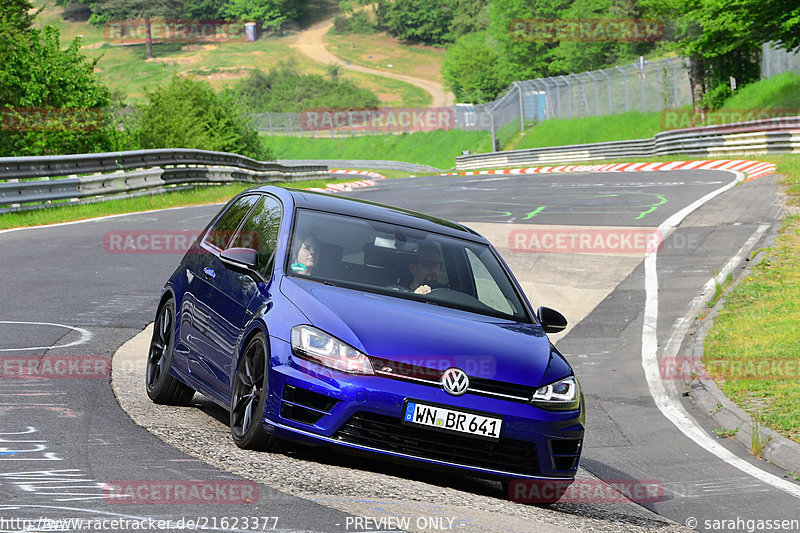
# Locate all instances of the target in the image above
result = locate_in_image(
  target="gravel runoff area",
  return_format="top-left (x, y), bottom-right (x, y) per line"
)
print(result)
top-left (112, 326), bottom-right (694, 533)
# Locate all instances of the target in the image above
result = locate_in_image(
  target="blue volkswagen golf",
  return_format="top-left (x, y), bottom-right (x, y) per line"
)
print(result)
top-left (146, 185), bottom-right (584, 483)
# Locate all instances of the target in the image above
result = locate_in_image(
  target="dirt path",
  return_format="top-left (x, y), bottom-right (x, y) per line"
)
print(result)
top-left (290, 18), bottom-right (454, 107)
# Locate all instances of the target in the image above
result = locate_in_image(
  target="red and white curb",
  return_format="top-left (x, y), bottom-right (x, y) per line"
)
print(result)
top-left (440, 160), bottom-right (777, 182)
top-left (304, 169), bottom-right (387, 193)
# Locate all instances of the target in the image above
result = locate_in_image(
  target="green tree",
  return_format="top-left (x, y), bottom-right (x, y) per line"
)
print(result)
top-left (442, 32), bottom-right (507, 103)
top-left (378, 0), bottom-right (456, 44)
top-left (184, 0), bottom-right (228, 19)
top-left (487, 0), bottom-right (567, 82)
top-left (449, 0), bottom-right (491, 38)
top-left (223, 0), bottom-right (305, 31)
top-left (642, 0), bottom-right (765, 110)
top-left (0, 0), bottom-right (40, 34)
top-left (134, 76), bottom-right (269, 159)
top-left (0, 24), bottom-right (114, 156)
top-left (69, 0), bottom-right (185, 59)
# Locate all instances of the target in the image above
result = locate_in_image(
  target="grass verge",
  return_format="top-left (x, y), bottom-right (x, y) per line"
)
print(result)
top-left (506, 111), bottom-right (663, 150)
top-left (266, 129), bottom-right (492, 170)
top-left (703, 154), bottom-right (800, 445)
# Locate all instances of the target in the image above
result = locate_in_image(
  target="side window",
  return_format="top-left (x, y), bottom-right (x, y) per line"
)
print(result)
top-left (465, 248), bottom-right (514, 315)
top-left (232, 196), bottom-right (282, 273)
top-left (205, 195), bottom-right (260, 251)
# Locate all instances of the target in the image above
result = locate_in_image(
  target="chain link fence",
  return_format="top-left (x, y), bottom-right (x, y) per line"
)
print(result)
top-left (762, 43), bottom-right (800, 78)
top-left (470, 57), bottom-right (691, 149)
top-left (253, 57), bottom-right (691, 149)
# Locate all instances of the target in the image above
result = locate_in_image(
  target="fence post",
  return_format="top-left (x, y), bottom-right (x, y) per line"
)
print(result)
top-left (586, 71), bottom-right (600, 116)
top-left (268, 113), bottom-right (273, 136)
top-left (516, 83), bottom-right (525, 131)
top-left (489, 110), bottom-right (498, 151)
top-left (600, 69), bottom-right (612, 113)
top-left (615, 66), bottom-right (629, 112)
top-left (672, 62), bottom-right (680, 108)
top-left (558, 76), bottom-right (572, 119)
top-left (635, 56), bottom-right (647, 112)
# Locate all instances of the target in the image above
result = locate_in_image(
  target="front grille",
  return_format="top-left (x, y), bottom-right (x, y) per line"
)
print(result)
top-left (334, 412), bottom-right (541, 476)
top-left (370, 357), bottom-right (535, 403)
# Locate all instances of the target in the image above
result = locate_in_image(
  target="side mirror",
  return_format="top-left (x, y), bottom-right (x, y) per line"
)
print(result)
top-left (537, 306), bottom-right (568, 334)
top-left (219, 247), bottom-right (259, 275)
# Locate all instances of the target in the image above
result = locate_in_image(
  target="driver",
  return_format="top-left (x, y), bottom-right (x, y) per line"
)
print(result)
top-left (290, 231), bottom-right (320, 276)
top-left (409, 242), bottom-right (444, 294)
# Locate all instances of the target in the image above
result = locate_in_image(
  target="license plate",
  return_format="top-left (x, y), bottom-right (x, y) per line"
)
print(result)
top-left (403, 401), bottom-right (502, 440)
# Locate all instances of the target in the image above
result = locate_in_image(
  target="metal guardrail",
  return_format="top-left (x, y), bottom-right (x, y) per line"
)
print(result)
top-left (455, 116), bottom-right (800, 170)
top-left (0, 149), bottom-right (329, 212)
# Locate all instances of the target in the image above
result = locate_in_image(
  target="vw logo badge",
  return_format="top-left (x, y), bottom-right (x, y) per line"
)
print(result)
top-left (441, 367), bottom-right (469, 396)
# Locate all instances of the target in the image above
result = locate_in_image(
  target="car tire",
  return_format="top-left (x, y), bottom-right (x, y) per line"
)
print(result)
top-left (230, 332), bottom-right (284, 451)
top-left (145, 298), bottom-right (194, 405)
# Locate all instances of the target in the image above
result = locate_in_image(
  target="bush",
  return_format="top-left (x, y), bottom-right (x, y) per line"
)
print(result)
top-left (702, 83), bottom-right (734, 110)
top-left (331, 12), bottom-right (375, 34)
top-left (133, 76), bottom-right (270, 160)
top-left (233, 62), bottom-right (380, 112)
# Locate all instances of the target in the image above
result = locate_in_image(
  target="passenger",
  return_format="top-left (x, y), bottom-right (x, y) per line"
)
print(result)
top-left (290, 231), bottom-right (320, 276)
top-left (409, 242), bottom-right (444, 294)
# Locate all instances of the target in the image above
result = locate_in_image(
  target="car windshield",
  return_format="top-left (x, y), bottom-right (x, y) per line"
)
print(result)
top-left (286, 208), bottom-right (531, 322)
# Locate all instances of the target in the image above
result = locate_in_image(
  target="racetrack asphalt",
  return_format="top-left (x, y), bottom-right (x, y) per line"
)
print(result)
top-left (1, 169), bottom-right (796, 532)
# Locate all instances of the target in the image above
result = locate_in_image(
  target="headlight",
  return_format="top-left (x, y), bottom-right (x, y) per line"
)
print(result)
top-left (291, 325), bottom-right (374, 375)
top-left (531, 376), bottom-right (580, 410)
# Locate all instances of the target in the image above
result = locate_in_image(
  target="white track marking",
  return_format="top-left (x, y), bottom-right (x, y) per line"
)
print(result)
top-left (0, 321), bottom-right (92, 352)
top-left (641, 171), bottom-right (800, 498)
top-left (0, 203), bottom-right (223, 236)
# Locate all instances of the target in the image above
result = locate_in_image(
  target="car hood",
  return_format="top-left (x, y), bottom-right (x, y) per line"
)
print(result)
top-left (280, 277), bottom-right (571, 387)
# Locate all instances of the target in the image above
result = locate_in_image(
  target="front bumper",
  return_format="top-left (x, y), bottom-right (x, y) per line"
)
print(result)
top-left (263, 337), bottom-right (584, 481)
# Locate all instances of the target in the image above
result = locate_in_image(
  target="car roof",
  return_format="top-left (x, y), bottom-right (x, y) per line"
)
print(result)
top-left (255, 185), bottom-right (486, 243)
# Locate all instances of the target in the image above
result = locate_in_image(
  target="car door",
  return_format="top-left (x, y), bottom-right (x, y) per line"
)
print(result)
top-left (183, 194), bottom-right (261, 397)
top-left (189, 194), bottom-right (282, 398)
